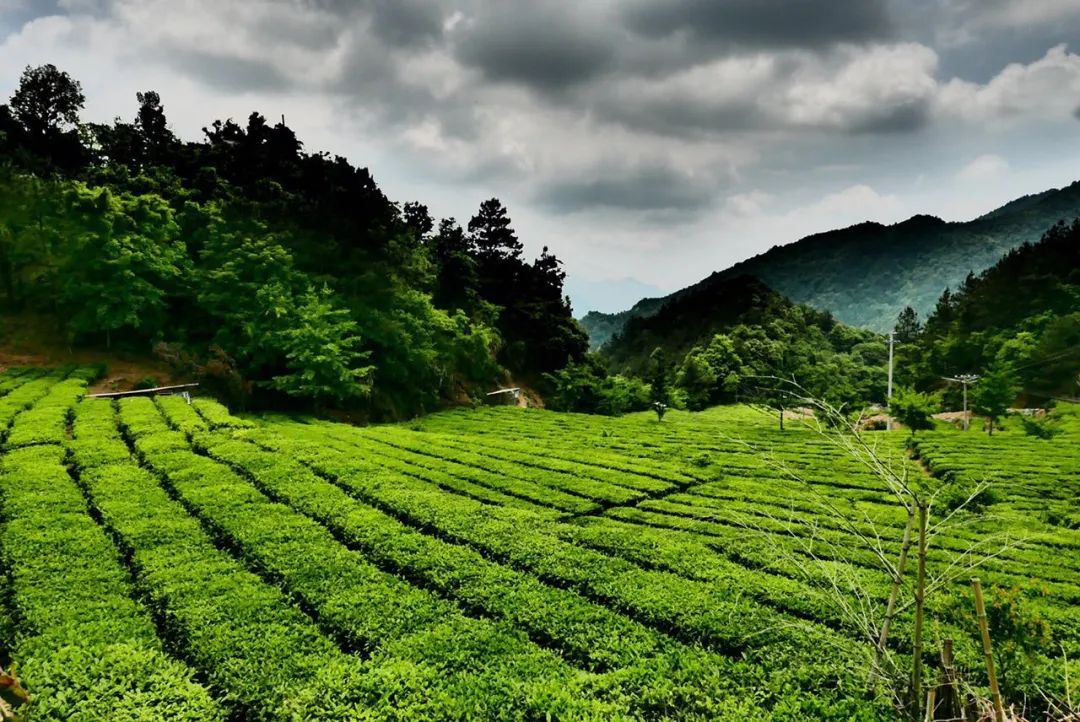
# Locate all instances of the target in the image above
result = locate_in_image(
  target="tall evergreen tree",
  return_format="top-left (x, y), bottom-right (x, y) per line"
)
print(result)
top-left (467, 198), bottom-right (523, 265)
top-left (893, 306), bottom-right (921, 343)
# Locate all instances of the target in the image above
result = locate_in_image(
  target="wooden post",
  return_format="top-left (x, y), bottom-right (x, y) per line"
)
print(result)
top-left (912, 503), bottom-right (928, 720)
top-left (938, 639), bottom-right (961, 721)
top-left (873, 510), bottom-right (916, 686)
top-left (972, 577), bottom-right (1006, 722)
top-left (924, 688), bottom-right (936, 722)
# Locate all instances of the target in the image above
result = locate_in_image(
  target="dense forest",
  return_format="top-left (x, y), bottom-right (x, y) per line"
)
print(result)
top-left (0, 64), bottom-right (587, 417)
top-left (582, 183), bottom-right (1080, 346)
top-left (895, 219), bottom-right (1080, 405)
top-left (546, 275), bottom-right (888, 416)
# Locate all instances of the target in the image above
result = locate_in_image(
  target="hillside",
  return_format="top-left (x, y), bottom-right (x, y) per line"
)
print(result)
top-left (0, 65), bottom-right (587, 419)
top-left (603, 275), bottom-right (790, 373)
top-left (582, 180), bottom-right (1080, 346)
top-left (903, 218), bottom-right (1080, 398)
top-left (590, 274), bottom-right (889, 413)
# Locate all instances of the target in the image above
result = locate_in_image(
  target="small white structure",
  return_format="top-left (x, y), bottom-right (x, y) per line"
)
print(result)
top-left (485, 387), bottom-right (521, 405)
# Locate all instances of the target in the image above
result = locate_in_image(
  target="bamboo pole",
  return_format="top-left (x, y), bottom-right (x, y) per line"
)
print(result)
top-left (972, 577), bottom-right (1006, 722)
top-left (873, 510), bottom-right (916, 685)
top-left (939, 639), bottom-right (961, 721)
top-left (912, 503), bottom-right (928, 720)
top-left (924, 688), bottom-right (936, 722)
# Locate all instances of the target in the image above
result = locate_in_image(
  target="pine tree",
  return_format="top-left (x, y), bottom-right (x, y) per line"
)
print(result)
top-left (894, 306), bottom-right (921, 343)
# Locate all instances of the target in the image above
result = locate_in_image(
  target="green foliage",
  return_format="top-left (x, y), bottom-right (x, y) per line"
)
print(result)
top-left (542, 354), bottom-right (650, 415)
top-left (9, 64), bottom-right (84, 138)
top-left (893, 306), bottom-right (921, 343)
top-left (906, 220), bottom-right (1080, 402)
top-left (889, 386), bottom-right (938, 434)
top-left (0, 443), bottom-right (223, 721)
top-left (972, 362), bottom-right (1020, 435)
top-left (59, 184), bottom-right (188, 345)
top-left (951, 585), bottom-right (1053, 699)
top-left (1019, 413), bottom-right (1063, 439)
top-left (603, 276), bottom-right (888, 414)
top-left (1, 71), bottom-right (588, 416)
top-left (267, 286), bottom-right (374, 405)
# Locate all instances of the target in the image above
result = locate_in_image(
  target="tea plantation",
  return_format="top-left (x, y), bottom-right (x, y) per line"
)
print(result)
top-left (1, 367), bottom-right (1077, 720)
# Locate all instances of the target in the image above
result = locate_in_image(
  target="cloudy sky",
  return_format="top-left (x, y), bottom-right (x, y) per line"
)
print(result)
top-left (2, 0), bottom-right (1080, 313)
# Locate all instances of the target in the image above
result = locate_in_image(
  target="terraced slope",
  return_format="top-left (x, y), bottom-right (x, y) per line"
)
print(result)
top-left (0, 368), bottom-right (1077, 720)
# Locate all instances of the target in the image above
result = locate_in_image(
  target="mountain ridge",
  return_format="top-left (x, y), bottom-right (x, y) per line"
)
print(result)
top-left (581, 179), bottom-right (1080, 348)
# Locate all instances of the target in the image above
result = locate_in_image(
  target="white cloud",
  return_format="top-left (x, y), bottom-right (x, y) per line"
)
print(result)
top-left (955, 154), bottom-right (1010, 182)
top-left (937, 44), bottom-right (1080, 125)
top-left (783, 43), bottom-right (939, 132)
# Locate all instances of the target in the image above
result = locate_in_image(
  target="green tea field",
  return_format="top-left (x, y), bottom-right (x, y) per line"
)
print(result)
top-left (1, 367), bottom-right (1077, 720)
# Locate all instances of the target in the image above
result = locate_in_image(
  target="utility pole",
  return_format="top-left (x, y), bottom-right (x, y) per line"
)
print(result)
top-left (943, 374), bottom-right (979, 431)
top-left (887, 332), bottom-right (895, 401)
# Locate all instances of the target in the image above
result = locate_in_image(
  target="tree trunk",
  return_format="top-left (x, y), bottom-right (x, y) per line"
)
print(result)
top-left (912, 503), bottom-right (928, 720)
top-left (873, 510), bottom-right (915, 685)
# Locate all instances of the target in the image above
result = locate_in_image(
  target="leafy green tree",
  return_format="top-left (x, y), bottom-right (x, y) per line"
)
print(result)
top-left (268, 286), bottom-right (374, 406)
top-left (701, 333), bottom-right (743, 401)
top-left (10, 64), bottom-right (84, 138)
top-left (889, 386), bottom-right (937, 434)
top-left (60, 185), bottom-right (187, 347)
top-left (543, 354), bottom-right (649, 415)
top-left (675, 349), bottom-right (717, 411)
top-left (973, 362), bottom-right (1019, 435)
top-left (195, 210), bottom-right (300, 368)
top-left (0, 168), bottom-right (64, 307)
top-left (430, 218), bottom-right (479, 312)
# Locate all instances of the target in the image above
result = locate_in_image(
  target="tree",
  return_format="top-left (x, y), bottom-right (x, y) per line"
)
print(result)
top-left (135, 90), bottom-right (176, 165)
top-left (701, 333), bottom-right (742, 402)
top-left (675, 348), bottom-right (717, 411)
top-left (889, 386), bottom-right (937, 434)
top-left (893, 306), bottom-right (921, 343)
top-left (430, 218), bottom-right (480, 312)
top-left (10, 64), bottom-right (85, 138)
top-left (972, 362), bottom-right (1019, 435)
top-left (268, 286), bottom-right (374, 406)
top-left (648, 347), bottom-right (670, 420)
top-left (467, 198), bottom-right (522, 265)
top-left (59, 185), bottom-right (187, 346)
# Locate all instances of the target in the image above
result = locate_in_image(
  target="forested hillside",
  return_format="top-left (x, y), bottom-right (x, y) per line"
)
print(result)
top-left (897, 218), bottom-right (1080, 401)
top-left (0, 65), bottom-right (586, 416)
top-left (582, 182), bottom-right (1080, 345)
top-left (546, 276), bottom-right (888, 416)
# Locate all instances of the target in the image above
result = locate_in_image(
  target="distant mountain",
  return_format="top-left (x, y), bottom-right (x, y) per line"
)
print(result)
top-left (564, 277), bottom-right (666, 319)
top-left (582, 180), bottom-right (1080, 347)
top-left (579, 298), bottom-right (665, 350)
top-left (603, 275), bottom-right (785, 373)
